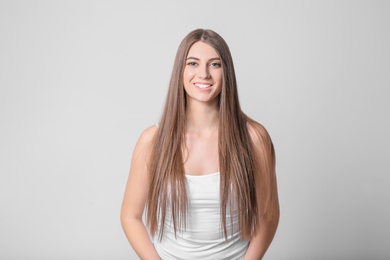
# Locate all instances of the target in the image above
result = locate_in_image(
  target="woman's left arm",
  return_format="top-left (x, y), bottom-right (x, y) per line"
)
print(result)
top-left (243, 122), bottom-right (280, 260)
top-left (243, 205), bottom-right (279, 259)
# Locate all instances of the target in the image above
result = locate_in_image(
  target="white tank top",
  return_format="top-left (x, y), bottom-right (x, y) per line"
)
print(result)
top-left (153, 172), bottom-right (249, 260)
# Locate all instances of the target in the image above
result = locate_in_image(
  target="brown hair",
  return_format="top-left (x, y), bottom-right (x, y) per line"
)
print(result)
top-left (146, 29), bottom-right (275, 240)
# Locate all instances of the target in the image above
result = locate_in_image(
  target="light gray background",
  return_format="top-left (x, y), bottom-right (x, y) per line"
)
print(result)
top-left (1, 1), bottom-right (389, 259)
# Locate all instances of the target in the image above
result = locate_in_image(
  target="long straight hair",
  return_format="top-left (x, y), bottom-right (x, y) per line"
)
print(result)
top-left (147, 29), bottom-right (275, 240)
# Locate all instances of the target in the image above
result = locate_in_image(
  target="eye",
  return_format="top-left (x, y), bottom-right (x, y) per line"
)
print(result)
top-left (187, 61), bottom-right (197, 66)
top-left (210, 62), bottom-right (221, 67)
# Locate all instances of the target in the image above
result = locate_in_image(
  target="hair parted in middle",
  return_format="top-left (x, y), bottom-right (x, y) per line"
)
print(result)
top-left (146, 28), bottom-right (276, 241)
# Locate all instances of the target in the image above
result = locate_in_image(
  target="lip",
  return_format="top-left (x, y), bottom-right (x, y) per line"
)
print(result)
top-left (193, 82), bottom-right (213, 89)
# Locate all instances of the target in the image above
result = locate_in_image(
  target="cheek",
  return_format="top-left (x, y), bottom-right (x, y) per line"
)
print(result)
top-left (214, 71), bottom-right (223, 84)
top-left (183, 69), bottom-right (195, 81)
top-left (183, 69), bottom-right (194, 90)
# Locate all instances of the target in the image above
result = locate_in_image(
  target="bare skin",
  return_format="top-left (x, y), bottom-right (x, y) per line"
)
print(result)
top-left (120, 125), bottom-right (160, 260)
top-left (121, 41), bottom-right (279, 259)
top-left (244, 123), bottom-right (280, 260)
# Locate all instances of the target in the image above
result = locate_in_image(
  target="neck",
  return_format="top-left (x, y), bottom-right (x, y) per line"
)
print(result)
top-left (185, 99), bottom-right (219, 131)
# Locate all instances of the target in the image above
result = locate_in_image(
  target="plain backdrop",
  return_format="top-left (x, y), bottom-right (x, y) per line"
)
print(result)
top-left (1, 1), bottom-right (389, 259)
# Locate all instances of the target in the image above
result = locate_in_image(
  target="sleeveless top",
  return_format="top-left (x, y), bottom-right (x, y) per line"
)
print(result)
top-left (153, 172), bottom-right (249, 260)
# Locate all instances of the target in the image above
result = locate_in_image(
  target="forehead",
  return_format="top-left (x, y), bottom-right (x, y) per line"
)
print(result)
top-left (187, 41), bottom-right (219, 59)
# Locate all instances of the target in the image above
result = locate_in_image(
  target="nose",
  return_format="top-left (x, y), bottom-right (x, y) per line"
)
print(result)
top-left (199, 64), bottom-right (210, 79)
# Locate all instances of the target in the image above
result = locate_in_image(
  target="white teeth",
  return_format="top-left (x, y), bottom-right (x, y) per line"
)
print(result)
top-left (194, 83), bottom-right (211, 89)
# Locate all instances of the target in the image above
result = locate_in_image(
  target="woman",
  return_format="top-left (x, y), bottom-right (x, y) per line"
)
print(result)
top-left (121, 29), bottom-right (279, 260)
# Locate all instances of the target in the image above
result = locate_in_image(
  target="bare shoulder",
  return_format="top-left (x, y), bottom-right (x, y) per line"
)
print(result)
top-left (133, 125), bottom-right (159, 157)
top-left (137, 125), bottom-right (158, 144)
top-left (246, 120), bottom-right (273, 148)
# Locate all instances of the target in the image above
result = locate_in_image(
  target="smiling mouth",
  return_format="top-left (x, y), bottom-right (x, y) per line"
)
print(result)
top-left (194, 83), bottom-right (212, 89)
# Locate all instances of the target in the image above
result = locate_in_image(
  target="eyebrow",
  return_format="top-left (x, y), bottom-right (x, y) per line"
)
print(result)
top-left (186, 57), bottom-right (221, 61)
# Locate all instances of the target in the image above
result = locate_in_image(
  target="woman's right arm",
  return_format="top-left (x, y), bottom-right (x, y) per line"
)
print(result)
top-left (120, 126), bottom-right (160, 260)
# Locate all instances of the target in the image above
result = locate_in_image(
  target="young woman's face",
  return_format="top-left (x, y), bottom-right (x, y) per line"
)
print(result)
top-left (183, 41), bottom-right (223, 105)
